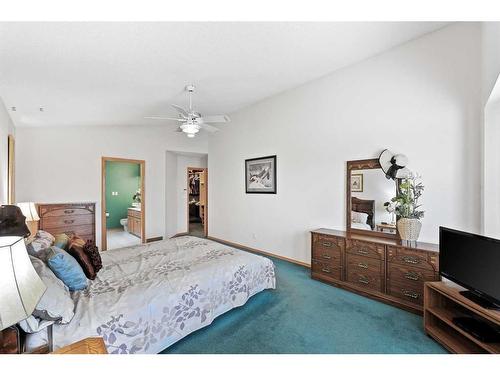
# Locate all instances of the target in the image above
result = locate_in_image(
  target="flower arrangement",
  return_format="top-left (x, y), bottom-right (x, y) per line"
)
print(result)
top-left (387, 174), bottom-right (424, 242)
top-left (132, 188), bottom-right (141, 204)
top-left (390, 174), bottom-right (424, 219)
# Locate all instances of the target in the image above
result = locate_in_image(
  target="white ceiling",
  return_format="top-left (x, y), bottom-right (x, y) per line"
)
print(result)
top-left (0, 22), bottom-right (449, 128)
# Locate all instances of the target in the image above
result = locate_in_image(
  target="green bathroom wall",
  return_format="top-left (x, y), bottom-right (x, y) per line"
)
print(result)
top-left (105, 161), bottom-right (141, 229)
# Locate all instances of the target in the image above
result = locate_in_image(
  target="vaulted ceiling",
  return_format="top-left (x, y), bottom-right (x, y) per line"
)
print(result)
top-left (0, 22), bottom-right (448, 127)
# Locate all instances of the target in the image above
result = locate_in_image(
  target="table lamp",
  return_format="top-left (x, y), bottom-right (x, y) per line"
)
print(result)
top-left (16, 202), bottom-right (40, 239)
top-left (0, 205), bottom-right (46, 353)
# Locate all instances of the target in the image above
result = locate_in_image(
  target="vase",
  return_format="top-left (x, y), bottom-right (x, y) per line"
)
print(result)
top-left (397, 218), bottom-right (422, 242)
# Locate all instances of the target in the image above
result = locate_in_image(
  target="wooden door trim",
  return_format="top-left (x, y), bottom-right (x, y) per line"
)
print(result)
top-left (186, 167), bottom-right (208, 237)
top-left (101, 156), bottom-right (146, 251)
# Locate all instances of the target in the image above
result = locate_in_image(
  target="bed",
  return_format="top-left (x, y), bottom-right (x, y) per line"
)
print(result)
top-left (28, 236), bottom-right (276, 354)
top-left (351, 197), bottom-right (375, 230)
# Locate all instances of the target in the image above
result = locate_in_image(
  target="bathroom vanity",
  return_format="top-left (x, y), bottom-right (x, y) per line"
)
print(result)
top-left (127, 208), bottom-right (142, 238)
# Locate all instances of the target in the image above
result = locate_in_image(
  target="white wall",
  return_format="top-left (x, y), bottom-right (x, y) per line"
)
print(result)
top-left (483, 90), bottom-right (500, 238)
top-left (208, 23), bottom-right (482, 264)
top-left (0, 97), bottom-right (15, 204)
top-left (15, 125), bottom-right (208, 247)
top-left (481, 23), bottom-right (500, 236)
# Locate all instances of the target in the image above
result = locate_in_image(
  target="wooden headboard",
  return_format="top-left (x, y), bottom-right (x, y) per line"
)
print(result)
top-left (351, 197), bottom-right (375, 230)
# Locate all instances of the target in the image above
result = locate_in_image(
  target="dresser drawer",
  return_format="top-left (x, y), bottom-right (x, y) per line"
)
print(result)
top-left (40, 207), bottom-right (93, 217)
top-left (387, 246), bottom-right (438, 272)
top-left (347, 269), bottom-right (383, 292)
top-left (311, 260), bottom-right (342, 281)
top-left (346, 239), bottom-right (385, 261)
top-left (346, 253), bottom-right (383, 275)
top-left (42, 214), bottom-right (93, 228)
top-left (387, 263), bottom-right (438, 287)
top-left (312, 234), bottom-right (344, 251)
top-left (388, 281), bottom-right (424, 306)
top-left (42, 224), bottom-right (94, 238)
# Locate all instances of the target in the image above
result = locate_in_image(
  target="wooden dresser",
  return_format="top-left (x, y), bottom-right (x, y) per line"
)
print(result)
top-left (127, 208), bottom-right (142, 238)
top-left (38, 202), bottom-right (96, 244)
top-left (311, 228), bottom-right (439, 314)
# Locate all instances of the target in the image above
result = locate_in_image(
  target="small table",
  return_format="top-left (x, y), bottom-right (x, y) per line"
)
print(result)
top-left (376, 223), bottom-right (397, 233)
top-left (52, 337), bottom-right (108, 354)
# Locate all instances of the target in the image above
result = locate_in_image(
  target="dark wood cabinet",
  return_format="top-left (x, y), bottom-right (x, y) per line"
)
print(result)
top-left (38, 202), bottom-right (96, 244)
top-left (311, 228), bottom-right (440, 314)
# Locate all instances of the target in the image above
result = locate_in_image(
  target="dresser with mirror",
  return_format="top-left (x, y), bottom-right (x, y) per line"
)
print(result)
top-left (311, 157), bottom-right (439, 314)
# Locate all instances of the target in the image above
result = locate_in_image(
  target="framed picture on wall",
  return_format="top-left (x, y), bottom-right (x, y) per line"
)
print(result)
top-left (245, 155), bottom-right (277, 194)
top-left (351, 173), bottom-right (363, 192)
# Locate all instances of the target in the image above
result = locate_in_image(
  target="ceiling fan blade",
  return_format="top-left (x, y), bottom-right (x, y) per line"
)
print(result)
top-left (201, 115), bottom-right (231, 123)
top-left (171, 104), bottom-right (189, 118)
top-left (144, 116), bottom-right (185, 121)
top-left (200, 123), bottom-right (219, 133)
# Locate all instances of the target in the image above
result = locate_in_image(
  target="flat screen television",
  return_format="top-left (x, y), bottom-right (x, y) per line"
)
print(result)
top-left (439, 227), bottom-right (500, 310)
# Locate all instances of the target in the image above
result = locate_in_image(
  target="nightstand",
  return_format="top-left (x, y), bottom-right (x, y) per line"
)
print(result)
top-left (52, 337), bottom-right (108, 354)
top-left (0, 326), bottom-right (21, 354)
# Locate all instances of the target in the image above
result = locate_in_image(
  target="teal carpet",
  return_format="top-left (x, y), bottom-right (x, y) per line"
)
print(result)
top-left (161, 255), bottom-right (447, 354)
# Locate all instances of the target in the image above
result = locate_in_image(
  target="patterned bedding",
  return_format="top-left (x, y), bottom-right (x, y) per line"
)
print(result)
top-left (52, 236), bottom-right (276, 354)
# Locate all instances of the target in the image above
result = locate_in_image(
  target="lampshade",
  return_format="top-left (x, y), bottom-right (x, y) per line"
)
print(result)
top-left (16, 202), bottom-right (40, 222)
top-left (0, 236), bottom-right (46, 330)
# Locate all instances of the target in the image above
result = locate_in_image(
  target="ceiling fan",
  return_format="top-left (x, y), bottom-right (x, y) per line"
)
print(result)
top-left (144, 84), bottom-right (230, 138)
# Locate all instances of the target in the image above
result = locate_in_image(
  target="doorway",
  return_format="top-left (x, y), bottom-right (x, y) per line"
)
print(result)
top-left (187, 167), bottom-right (207, 237)
top-left (101, 157), bottom-right (146, 250)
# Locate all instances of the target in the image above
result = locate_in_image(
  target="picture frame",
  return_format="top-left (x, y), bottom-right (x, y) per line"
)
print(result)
top-left (351, 173), bottom-right (363, 192)
top-left (245, 155), bottom-right (277, 194)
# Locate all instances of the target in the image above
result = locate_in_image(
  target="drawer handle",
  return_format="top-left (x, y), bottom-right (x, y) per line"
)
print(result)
top-left (402, 256), bottom-right (419, 264)
top-left (321, 268), bottom-right (331, 273)
top-left (357, 248), bottom-right (369, 255)
top-left (64, 219), bottom-right (75, 224)
top-left (322, 254), bottom-right (331, 260)
top-left (357, 262), bottom-right (368, 269)
top-left (358, 276), bottom-right (369, 284)
top-left (401, 289), bottom-right (420, 299)
top-left (321, 241), bottom-right (333, 247)
top-left (404, 272), bottom-right (420, 281)
top-left (64, 209), bottom-right (74, 214)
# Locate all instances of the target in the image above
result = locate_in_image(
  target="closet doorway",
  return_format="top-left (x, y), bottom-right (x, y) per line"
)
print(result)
top-left (187, 167), bottom-right (207, 237)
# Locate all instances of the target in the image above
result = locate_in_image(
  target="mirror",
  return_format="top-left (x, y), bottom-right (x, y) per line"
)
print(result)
top-left (346, 159), bottom-right (399, 238)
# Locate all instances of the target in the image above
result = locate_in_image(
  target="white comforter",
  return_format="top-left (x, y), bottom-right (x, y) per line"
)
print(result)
top-left (52, 236), bottom-right (276, 354)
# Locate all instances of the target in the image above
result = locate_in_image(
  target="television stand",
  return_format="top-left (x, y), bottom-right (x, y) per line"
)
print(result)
top-left (424, 281), bottom-right (500, 353)
top-left (459, 290), bottom-right (500, 311)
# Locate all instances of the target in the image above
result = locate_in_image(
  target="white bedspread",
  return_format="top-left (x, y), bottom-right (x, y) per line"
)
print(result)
top-left (52, 236), bottom-right (276, 354)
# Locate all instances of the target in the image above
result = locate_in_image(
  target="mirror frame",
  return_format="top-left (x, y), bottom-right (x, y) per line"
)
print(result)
top-left (346, 158), bottom-right (400, 240)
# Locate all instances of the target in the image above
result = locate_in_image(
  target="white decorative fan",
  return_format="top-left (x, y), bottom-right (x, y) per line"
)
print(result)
top-left (144, 85), bottom-right (230, 138)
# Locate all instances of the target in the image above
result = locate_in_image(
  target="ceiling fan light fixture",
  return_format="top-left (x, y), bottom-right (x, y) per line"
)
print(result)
top-left (180, 122), bottom-right (200, 136)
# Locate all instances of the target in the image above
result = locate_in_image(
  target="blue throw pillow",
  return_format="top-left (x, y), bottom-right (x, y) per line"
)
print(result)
top-left (47, 246), bottom-right (88, 291)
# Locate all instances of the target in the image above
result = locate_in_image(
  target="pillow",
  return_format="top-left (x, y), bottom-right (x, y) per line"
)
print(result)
top-left (47, 246), bottom-right (88, 291)
top-left (351, 211), bottom-right (369, 224)
top-left (26, 230), bottom-right (55, 261)
top-left (29, 256), bottom-right (75, 322)
top-left (67, 235), bottom-right (96, 280)
top-left (83, 240), bottom-right (102, 274)
top-left (18, 256), bottom-right (75, 333)
top-left (54, 233), bottom-right (71, 250)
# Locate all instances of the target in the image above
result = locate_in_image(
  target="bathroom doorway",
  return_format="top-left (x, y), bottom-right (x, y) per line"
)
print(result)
top-left (187, 167), bottom-right (207, 237)
top-left (101, 157), bottom-right (145, 251)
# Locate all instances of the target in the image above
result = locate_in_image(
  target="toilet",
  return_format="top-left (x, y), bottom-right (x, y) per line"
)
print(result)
top-left (120, 218), bottom-right (128, 232)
